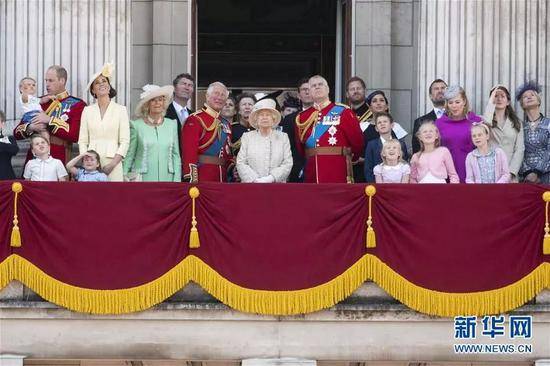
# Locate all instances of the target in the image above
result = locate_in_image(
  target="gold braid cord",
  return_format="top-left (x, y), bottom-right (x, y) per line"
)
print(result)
top-left (365, 185), bottom-right (377, 248)
top-left (196, 115), bottom-right (221, 150)
top-left (10, 182), bottom-right (23, 247)
top-left (296, 111), bottom-right (319, 142)
top-left (188, 187), bottom-right (200, 248)
top-left (359, 109), bottom-right (372, 123)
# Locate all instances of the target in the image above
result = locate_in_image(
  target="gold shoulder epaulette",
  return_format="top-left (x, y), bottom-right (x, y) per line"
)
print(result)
top-left (335, 102), bottom-right (351, 109)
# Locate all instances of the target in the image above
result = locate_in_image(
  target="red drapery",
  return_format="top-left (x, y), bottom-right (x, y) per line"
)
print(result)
top-left (0, 181), bottom-right (549, 316)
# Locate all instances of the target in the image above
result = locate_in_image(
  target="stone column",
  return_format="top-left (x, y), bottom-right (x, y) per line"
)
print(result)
top-left (354, 0), bottom-right (416, 132)
top-left (0, 355), bottom-right (26, 366)
top-left (131, 0), bottom-right (190, 113)
top-left (242, 358), bottom-right (316, 366)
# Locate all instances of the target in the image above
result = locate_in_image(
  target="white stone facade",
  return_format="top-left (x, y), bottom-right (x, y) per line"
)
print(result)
top-left (1, 283), bottom-right (550, 362)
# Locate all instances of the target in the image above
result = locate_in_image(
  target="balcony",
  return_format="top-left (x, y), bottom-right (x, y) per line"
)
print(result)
top-left (1, 182), bottom-right (549, 362)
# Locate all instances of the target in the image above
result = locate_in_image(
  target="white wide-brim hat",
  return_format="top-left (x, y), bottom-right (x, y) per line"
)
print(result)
top-left (86, 62), bottom-right (115, 95)
top-left (249, 99), bottom-right (281, 129)
top-left (134, 84), bottom-right (174, 117)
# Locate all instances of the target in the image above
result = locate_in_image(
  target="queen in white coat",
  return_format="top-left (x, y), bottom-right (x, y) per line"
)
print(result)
top-left (236, 98), bottom-right (293, 183)
top-left (78, 63), bottom-right (130, 181)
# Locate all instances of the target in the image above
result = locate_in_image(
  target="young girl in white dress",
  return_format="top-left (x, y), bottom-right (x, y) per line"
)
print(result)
top-left (373, 139), bottom-right (410, 183)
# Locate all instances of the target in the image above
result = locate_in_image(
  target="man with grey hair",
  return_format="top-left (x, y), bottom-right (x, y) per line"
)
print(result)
top-left (181, 81), bottom-right (232, 183)
top-left (295, 75), bottom-right (364, 183)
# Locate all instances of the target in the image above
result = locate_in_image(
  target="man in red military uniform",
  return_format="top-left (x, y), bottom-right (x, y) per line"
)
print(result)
top-left (14, 65), bottom-right (85, 165)
top-left (295, 75), bottom-right (364, 183)
top-left (181, 81), bottom-right (232, 183)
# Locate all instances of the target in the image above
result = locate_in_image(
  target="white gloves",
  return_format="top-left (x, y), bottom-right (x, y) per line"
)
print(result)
top-left (254, 175), bottom-right (275, 183)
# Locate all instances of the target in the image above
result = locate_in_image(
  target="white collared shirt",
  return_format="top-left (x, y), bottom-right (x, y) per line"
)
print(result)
top-left (23, 156), bottom-right (68, 181)
top-left (172, 101), bottom-right (189, 125)
top-left (380, 135), bottom-right (390, 145)
top-left (434, 107), bottom-right (445, 119)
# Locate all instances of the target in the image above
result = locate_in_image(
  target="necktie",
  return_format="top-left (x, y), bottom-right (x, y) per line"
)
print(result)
top-left (180, 108), bottom-right (188, 124)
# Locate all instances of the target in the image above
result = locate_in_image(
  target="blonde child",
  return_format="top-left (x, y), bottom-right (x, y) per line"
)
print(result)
top-left (23, 135), bottom-right (68, 181)
top-left (19, 77), bottom-right (52, 141)
top-left (410, 121), bottom-right (459, 183)
top-left (364, 112), bottom-right (409, 182)
top-left (66, 150), bottom-right (108, 182)
top-left (465, 123), bottom-right (510, 183)
top-left (373, 139), bottom-right (410, 183)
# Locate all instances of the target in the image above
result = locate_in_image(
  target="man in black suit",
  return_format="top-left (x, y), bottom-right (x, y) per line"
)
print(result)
top-left (346, 76), bottom-right (371, 182)
top-left (279, 78), bottom-right (314, 182)
top-left (166, 73), bottom-right (194, 156)
top-left (412, 78), bottom-right (447, 153)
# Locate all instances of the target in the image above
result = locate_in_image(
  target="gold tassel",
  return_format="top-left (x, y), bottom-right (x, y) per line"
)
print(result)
top-left (365, 185), bottom-right (377, 248)
top-left (543, 192), bottom-right (550, 254)
top-left (10, 182), bottom-right (23, 247)
top-left (189, 187), bottom-right (200, 249)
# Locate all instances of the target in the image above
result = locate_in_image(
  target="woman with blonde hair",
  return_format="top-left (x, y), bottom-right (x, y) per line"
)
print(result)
top-left (236, 98), bottom-right (293, 183)
top-left (123, 84), bottom-right (181, 182)
top-left (435, 85), bottom-right (482, 182)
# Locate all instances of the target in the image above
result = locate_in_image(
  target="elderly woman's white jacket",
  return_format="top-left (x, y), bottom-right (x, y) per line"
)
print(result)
top-left (236, 129), bottom-right (293, 182)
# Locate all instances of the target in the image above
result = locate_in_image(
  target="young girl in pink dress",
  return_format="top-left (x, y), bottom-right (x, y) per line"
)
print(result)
top-left (410, 121), bottom-right (459, 183)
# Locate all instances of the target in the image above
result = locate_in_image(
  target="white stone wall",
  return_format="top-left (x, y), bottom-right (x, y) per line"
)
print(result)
top-left (1, 302), bottom-right (549, 361)
top-left (130, 0), bottom-right (190, 117)
top-left (0, 0), bottom-right (131, 129)
top-left (417, 0), bottom-right (549, 117)
top-left (353, 0), bottom-right (417, 133)
top-left (2, 283), bottom-right (550, 361)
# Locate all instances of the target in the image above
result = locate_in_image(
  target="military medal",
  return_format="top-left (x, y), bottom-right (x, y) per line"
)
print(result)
top-left (328, 125), bottom-right (338, 145)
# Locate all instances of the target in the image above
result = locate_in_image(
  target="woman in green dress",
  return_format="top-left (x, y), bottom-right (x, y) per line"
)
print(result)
top-left (123, 84), bottom-right (181, 182)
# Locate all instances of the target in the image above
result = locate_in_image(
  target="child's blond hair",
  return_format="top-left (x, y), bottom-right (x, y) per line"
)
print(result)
top-left (471, 122), bottom-right (490, 136)
top-left (416, 120), bottom-right (441, 155)
top-left (380, 139), bottom-right (404, 165)
top-left (19, 77), bottom-right (36, 91)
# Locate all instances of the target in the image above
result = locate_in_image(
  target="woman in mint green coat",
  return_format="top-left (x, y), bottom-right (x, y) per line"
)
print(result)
top-left (123, 84), bottom-right (181, 182)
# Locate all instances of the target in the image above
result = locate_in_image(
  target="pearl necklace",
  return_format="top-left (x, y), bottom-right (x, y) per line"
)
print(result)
top-left (146, 116), bottom-right (163, 126)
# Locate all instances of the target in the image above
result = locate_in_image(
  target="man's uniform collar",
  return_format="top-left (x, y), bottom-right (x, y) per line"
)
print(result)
top-left (314, 99), bottom-right (331, 111)
top-left (203, 104), bottom-right (220, 118)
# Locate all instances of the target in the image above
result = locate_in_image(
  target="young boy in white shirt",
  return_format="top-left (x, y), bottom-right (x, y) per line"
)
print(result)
top-left (23, 135), bottom-right (68, 181)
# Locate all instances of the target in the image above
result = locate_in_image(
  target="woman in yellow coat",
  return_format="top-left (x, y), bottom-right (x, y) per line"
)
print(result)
top-left (78, 63), bottom-right (130, 181)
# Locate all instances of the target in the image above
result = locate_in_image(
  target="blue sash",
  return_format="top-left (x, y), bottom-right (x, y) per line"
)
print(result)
top-left (203, 119), bottom-right (228, 156)
top-left (51, 97), bottom-right (81, 118)
top-left (305, 105), bottom-right (345, 148)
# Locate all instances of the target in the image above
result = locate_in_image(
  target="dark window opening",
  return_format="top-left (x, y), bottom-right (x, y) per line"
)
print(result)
top-left (197, 0), bottom-right (337, 91)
